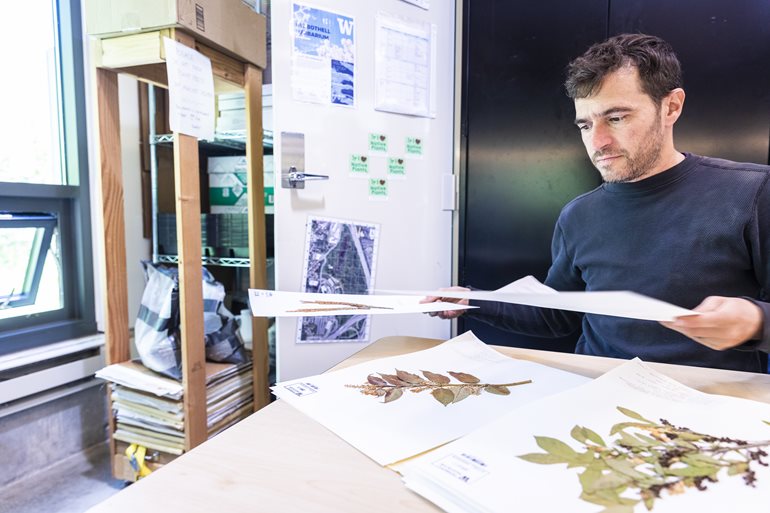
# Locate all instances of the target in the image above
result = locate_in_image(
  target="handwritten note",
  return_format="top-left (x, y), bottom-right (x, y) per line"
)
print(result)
top-left (163, 37), bottom-right (215, 140)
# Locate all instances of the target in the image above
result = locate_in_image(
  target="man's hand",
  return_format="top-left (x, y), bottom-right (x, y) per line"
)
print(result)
top-left (659, 296), bottom-right (763, 350)
top-left (420, 286), bottom-right (471, 320)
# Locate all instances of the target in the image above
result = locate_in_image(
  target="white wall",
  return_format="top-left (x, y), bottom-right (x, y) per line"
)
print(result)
top-left (83, 28), bottom-right (150, 334)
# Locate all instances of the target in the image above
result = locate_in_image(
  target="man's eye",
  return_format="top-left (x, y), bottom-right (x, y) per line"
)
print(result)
top-left (577, 124), bottom-right (590, 131)
top-left (608, 116), bottom-right (625, 123)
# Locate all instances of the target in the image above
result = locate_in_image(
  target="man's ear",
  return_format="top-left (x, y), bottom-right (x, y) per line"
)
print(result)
top-left (663, 88), bottom-right (685, 126)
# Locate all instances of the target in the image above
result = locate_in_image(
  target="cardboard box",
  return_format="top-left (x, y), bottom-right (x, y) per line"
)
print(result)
top-left (85, 0), bottom-right (266, 68)
top-left (208, 156), bottom-right (248, 214)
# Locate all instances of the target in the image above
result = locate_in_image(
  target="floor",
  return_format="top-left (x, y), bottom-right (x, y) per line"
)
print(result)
top-left (0, 442), bottom-right (125, 513)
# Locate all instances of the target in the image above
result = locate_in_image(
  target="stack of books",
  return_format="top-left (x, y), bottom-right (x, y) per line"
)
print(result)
top-left (96, 359), bottom-right (254, 455)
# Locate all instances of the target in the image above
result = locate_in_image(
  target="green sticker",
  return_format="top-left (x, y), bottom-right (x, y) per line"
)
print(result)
top-left (388, 157), bottom-right (406, 177)
top-left (406, 136), bottom-right (423, 155)
top-left (350, 154), bottom-right (369, 175)
top-left (369, 178), bottom-right (388, 199)
top-left (369, 133), bottom-right (388, 153)
top-left (264, 186), bottom-right (274, 207)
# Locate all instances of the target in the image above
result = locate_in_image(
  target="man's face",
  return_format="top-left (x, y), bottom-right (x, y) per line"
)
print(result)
top-left (574, 66), bottom-right (665, 183)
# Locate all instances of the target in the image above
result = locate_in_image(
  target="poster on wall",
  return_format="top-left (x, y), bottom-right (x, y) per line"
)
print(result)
top-left (374, 11), bottom-right (437, 117)
top-left (291, 3), bottom-right (356, 106)
top-left (297, 216), bottom-right (379, 344)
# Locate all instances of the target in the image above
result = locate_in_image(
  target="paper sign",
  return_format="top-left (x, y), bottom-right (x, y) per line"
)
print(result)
top-left (406, 136), bottom-right (424, 156)
top-left (369, 178), bottom-right (389, 200)
top-left (163, 37), bottom-right (215, 140)
top-left (388, 157), bottom-right (406, 178)
top-left (369, 133), bottom-right (388, 153)
top-left (350, 154), bottom-right (369, 176)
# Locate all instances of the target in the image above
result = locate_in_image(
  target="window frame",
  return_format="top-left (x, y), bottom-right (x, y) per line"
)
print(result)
top-left (0, 0), bottom-right (96, 357)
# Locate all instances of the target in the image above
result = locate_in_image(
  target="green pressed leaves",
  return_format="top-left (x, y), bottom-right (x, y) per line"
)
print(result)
top-left (518, 406), bottom-right (770, 512)
top-left (346, 369), bottom-right (532, 406)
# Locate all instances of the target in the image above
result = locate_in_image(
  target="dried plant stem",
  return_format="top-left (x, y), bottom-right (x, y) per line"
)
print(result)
top-left (346, 380), bottom-right (532, 390)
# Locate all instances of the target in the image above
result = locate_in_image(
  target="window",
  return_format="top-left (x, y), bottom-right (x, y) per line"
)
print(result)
top-left (0, 0), bottom-right (96, 356)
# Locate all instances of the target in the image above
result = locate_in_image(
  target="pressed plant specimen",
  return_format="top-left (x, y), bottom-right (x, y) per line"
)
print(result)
top-left (519, 406), bottom-right (770, 512)
top-left (346, 369), bottom-right (532, 406)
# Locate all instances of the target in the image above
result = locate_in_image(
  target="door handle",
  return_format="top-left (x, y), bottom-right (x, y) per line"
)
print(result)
top-left (283, 166), bottom-right (329, 189)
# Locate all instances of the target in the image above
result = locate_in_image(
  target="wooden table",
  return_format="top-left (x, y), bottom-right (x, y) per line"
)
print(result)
top-left (86, 336), bottom-right (770, 513)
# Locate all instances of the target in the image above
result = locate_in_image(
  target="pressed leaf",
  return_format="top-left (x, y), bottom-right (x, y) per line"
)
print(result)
top-left (396, 369), bottom-right (425, 384)
top-left (384, 387), bottom-right (403, 403)
top-left (665, 464), bottom-right (718, 477)
top-left (583, 427), bottom-right (607, 447)
top-left (609, 422), bottom-right (654, 435)
top-left (535, 436), bottom-right (578, 459)
top-left (448, 371), bottom-right (480, 384)
top-left (605, 458), bottom-right (648, 479)
top-left (518, 452), bottom-right (567, 465)
top-left (728, 462), bottom-right (749, 476)
top-left (617, 431), bottom-right (647, 448)
top-left (432, 387), bottom-right (454, 406)
top-left (579, 468), bottom-right (602, 489)
top-left (643, 495), bottom-right (656, 511)
top-left (453, 386), bottom-right (472, 403)
top-left (764, 420), bottom-right (770, 426)
top-left (598, 506), bottom-right (637, 513)
top-left (590, 471), bottom-right (632, 491)
top-left (484, 385), bottom-right (511, 395)
top-left (571, 425), bottom-right (589, 444)
top-left (616, 406), bottom-right (653, 424)
top-left (422, 370), bottom-right (450, 385)
top-left (367, 374), bottom-right (388, 386)
top-left (379, 373), bottom-right (409, 386)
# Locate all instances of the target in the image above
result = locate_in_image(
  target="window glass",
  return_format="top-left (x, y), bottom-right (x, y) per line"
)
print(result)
top-left (0, 0), bottom-right (62, 185)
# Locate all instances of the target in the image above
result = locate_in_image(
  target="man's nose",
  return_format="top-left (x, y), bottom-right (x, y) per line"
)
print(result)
top-left (589, 124), bottom-right (613, 152)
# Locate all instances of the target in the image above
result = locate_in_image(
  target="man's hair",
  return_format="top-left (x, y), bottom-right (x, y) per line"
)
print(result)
top-left (565, 33), bottom-right (683, 103)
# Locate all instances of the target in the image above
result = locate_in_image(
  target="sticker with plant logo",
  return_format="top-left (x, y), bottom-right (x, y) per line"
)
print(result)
top-left (369, 133), bottom-right (388, 153)
top-left (388, 157), bottom-right (406, 178)
top-left (369, 178), bottom-right (389, 200)
top-left (350, 154), bottom-right (369, 176)
top-left (406, 136), bottom-right (423, 156)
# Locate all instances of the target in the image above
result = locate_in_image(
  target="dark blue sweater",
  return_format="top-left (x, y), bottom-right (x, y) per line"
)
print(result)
top-left (468, 154), bottom-right (770, 372)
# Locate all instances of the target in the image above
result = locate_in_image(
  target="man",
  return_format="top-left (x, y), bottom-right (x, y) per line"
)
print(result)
top-left (427, 33), bottom-right (770, 372)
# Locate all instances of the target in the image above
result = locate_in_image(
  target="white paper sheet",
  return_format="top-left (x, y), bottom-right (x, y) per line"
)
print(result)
top-left (402, 359), bottom-right (770, 513)
top-left (271, 331), bottom-right (590, 465)
top-left (249, 289), bottom-right (474, 317)
top-left (380, 275), bottom-right (698, 321)
top-left (163, 37), bottom-right (215, 140)
top-left (374, 12), bottom-right (436, 117)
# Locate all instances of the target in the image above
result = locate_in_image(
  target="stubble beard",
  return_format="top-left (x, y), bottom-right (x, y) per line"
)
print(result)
top-left (594, 120), bottom-right (664, 183)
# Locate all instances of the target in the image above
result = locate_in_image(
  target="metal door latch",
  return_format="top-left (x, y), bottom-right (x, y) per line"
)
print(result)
top-left (282, 166), bottom-right (329, 189)
top-left (280, 131), bottom-right (330, 189)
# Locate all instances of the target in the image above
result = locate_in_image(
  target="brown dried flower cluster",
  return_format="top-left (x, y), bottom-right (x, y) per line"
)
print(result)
top-left (346, 369), bottom-right (531, 406)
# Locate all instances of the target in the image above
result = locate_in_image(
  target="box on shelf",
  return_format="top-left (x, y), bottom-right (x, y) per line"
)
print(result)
top-left (208, 156), bottom-right (249, 214)
top-left (84, 0), bottom-right (267, 68)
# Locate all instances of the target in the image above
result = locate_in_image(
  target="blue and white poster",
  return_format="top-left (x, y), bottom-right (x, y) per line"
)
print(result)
top-left (291, 3), bottom-right (356, 107)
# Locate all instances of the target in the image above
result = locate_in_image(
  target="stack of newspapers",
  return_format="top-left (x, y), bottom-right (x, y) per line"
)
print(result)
top-left (96, 360), bottom-right (254, 455)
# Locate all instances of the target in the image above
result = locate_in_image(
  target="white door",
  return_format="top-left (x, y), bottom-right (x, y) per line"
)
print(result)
top-left (272, 0), bottom-right (456, 380)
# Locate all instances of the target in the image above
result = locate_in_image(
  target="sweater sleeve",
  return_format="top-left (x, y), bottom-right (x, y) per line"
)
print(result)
top-left (742, 173), bottom-right (770, 354)
top-left (464, 220), bottom-right (583, 337)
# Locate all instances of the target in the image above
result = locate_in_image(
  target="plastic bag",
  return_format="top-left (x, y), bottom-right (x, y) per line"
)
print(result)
top-left (134, 261), bottom-right (248, 380)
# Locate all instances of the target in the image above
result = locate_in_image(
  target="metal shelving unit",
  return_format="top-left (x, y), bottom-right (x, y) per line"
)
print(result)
top-left (148, 84), bottom-right (273, 267)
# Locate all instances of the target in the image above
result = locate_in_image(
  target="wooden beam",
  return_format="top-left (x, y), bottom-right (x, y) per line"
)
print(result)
top-left (95, 67), bottom-right (129, 480)
top-left (244, 64), bottom-right (270, 410)
top-left (173, 31), bottom-right (208, 451)
top-left (95, 68), bottom-right (129, 365)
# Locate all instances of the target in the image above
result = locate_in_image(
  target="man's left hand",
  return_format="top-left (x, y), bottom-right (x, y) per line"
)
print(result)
top-left (660, 296), bottom-right (763, 350)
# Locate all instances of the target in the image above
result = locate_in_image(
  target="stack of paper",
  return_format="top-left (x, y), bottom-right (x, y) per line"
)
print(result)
top-left (401, 359), bottom-right (770, 513)
top-left (96, 360), bottom-right (254, 455)
top-left (271, 332), bottom-right (590, 466)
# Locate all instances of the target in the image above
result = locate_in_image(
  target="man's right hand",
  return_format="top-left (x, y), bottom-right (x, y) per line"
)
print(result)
top-left (420, 286), bottom-right (471, 319)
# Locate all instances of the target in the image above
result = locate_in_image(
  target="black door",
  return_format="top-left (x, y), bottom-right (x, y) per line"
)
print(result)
top-left (458, 0), bottom-right (770, 351)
